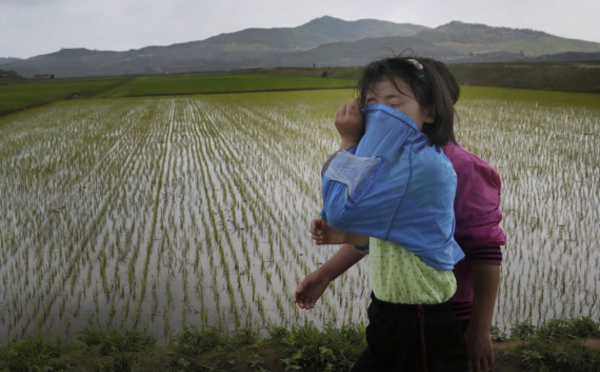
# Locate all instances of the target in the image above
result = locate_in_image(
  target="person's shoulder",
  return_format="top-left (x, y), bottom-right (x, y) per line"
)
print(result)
top-left (442, 142), bottom-right (502, 187)
top-left (443, 142), bottom-right (493, 170)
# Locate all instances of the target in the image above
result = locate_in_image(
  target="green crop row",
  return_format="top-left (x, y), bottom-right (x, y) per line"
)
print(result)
top-left (459, 86), bottom-right (600, 109)
top-left (0, 78), bottom-right (130, 115)
top-left (94, 74), bottom-right (355, 98)
top-left (448, 61), bottom-right (600, 94)
top-left (1, 88), bottom-right (597, 345)
top-left (2, 62), bottom-right (597, 117)
top-left (0, 73), bottom-right (354, 116)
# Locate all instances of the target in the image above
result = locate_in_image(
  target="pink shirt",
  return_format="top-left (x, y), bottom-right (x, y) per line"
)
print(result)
top-left (443, 142), bottom-right (506, 319)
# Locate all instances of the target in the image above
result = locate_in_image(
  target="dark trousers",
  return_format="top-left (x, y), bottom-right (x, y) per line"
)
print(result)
top-left (351, 293), bottom-right (469, 372)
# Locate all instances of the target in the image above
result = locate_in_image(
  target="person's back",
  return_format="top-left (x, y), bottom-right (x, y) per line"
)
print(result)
top-left (442, 142), bottom-right (505, 320)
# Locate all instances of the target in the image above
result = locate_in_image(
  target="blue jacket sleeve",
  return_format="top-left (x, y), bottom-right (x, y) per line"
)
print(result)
top-left (320, 104), bottom-right (464, 271)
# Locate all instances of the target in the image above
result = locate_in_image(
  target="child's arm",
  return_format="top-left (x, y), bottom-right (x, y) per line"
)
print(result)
top-left (310, 218), bottom-right (369, 247)
top-left (335, 98), bottom-right (364, 149)
top-left (295, 100), bottom-right (369, 309)
top-left (294, 244), bottom-right (366, 309)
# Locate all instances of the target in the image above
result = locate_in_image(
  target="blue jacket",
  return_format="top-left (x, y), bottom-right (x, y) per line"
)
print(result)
top-left (321, 104), bottom-right (464, 271)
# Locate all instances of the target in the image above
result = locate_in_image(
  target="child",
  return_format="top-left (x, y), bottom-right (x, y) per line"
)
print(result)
top-left (306, 56), bottom-right (470, 371)
top-left (296, 57), bottom-right (505, 372)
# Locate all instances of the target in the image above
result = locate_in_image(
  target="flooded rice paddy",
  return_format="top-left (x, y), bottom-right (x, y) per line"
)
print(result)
top-left (0, 89), bottom-right (598, 344)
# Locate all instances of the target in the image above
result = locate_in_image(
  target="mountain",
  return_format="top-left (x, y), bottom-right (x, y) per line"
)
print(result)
top-left (3, 16), bottom-right (429, 77)
top-left (0, 57), bottom-right (20, 66)
top-left (159, 15), bottom-right (428, 57)
top-left (254, 36), bottom-right (462, 68)
top-left (295, 16), bottom-right (429, 42)
top-left (413, 21), bottom-right (600, 57)
top-left (4, 16), bottom-right (600, 78)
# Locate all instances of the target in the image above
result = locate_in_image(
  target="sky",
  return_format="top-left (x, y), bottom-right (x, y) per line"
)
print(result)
top-left (1, 0), bottom-right (599, 59)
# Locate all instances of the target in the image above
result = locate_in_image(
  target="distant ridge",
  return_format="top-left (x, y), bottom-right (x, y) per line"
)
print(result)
top-left (4, 16), bottom-right (600, 78)
top-left (296, 16), bottom-right (429, 41)
top-left (0, 57), bottom-right (20, 66)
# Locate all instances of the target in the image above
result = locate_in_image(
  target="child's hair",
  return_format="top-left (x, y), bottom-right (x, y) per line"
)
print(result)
top-left (357, 56), bottom-right (459, 146)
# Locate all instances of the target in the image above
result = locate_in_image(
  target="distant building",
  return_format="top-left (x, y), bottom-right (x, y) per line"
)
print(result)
top-left (33, 74), bottom-right (55, 79)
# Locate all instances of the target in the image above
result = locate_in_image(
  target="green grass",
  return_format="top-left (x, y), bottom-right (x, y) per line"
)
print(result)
top-left (2, 62), bottom-right (597, 116)
top-left (509, 317), bottom-right (600, 341)
top-left (497, 318), bottom-right (600, 372)
top-left (448, 61), bottom-right (600, 94)
top-left (0, 319), bottom-right (598, 371)
top-left (0, 78), bottom-right (130, 115)
top-left (459, 86), bottom-right (600, 109)
top-left (0, 73), bottom-right (354, 116)
top-left (95, 74), bottom-right (355, 98)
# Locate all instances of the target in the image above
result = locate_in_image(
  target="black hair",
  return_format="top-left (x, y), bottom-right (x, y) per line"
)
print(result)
top-left (357, 56), bottom-right (459, 146)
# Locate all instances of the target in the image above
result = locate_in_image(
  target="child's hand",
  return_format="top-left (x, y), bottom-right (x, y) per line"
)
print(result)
top-left (335, 98), bottom-right (364, 148)
top-left (310, 219), bottom-right (347, 245)
top-left (294, 269), bottom-right (331, 310)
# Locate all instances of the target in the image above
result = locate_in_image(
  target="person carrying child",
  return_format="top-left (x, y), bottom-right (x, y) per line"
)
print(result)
top-left (294, 58), bottom-right (506, 372)
top-left (301, 56), bottom-right (473, 371)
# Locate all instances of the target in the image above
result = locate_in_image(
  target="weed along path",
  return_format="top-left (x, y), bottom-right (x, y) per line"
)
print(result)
top-left (0, 88), bottom-right (598, 346)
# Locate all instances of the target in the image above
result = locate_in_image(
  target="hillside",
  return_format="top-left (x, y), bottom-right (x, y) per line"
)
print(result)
top-left (415, 21), bottom-right (600, 57)
top-left (0, 57), bottom-right (21, 66)
top-left (0, 69), bottom-right (24, 82)
top-left (260, 36), bottom-right (461, 67)
top-left (3, 16), bottom-right (600, 78)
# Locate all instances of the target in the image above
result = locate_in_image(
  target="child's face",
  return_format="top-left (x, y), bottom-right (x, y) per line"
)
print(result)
top-left (364, 78), bottom-right (433, 131)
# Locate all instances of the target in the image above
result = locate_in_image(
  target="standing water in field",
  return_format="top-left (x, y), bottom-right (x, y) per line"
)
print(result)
top-left (0, 89), bottom-right (598, 343)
